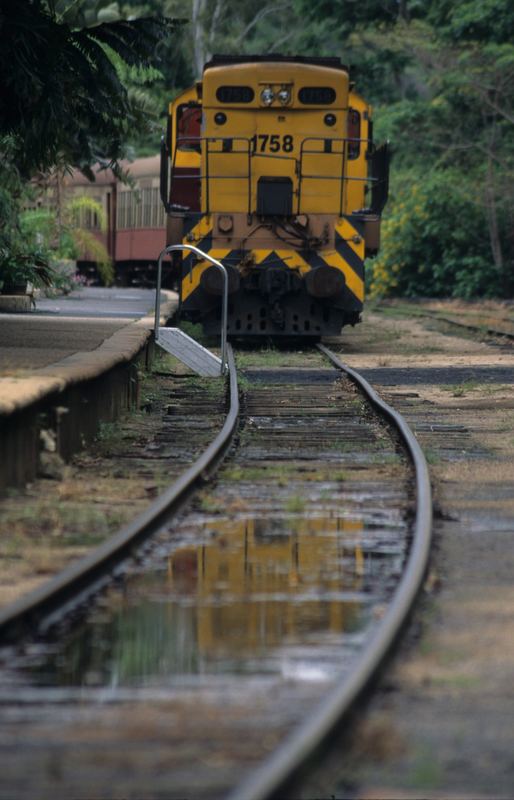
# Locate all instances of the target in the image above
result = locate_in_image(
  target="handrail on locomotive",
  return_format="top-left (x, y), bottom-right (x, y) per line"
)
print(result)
top-left (154, 244), bottom-right (229, 375)
top-left (161, 133), bottom-right (389, 219)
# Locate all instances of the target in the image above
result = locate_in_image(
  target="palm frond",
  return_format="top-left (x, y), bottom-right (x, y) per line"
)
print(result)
top-left (72, 228), bottom-right (114, 286)
top-left (85, 17), bottom-right (179, 68)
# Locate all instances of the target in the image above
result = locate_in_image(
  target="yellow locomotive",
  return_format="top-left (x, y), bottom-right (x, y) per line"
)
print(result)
top-left (160, 55), bottom-right (389, 337)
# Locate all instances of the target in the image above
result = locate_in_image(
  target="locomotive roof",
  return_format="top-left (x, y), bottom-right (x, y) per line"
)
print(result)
top-left (205, 54), bottom-right (348, 71)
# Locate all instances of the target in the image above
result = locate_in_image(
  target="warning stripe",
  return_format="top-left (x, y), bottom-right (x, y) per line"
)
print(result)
top-left (253, 248), bottom-right (312, 272)
top-left (332, 216), bottom-right (365, 303)
top-left (180, 215), bottom-right (365, 305)
top-left (180, 213), bottom-right (214, 301)
top-left (318, 249), bottom-right (364, 302)
top-left (335, 217), bottom-right (366, 260)
top-left (181, 248), bottom-right (232, 300)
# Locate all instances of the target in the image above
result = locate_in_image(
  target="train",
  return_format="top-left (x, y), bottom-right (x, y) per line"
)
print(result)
top-left (160, 54), bottom-right (389, 338)
top-left (61, 155), bottom-right (169, 287)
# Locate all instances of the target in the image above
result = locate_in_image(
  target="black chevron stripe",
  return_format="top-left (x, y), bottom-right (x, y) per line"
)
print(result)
top-left (301, 249), bottom-right (329, 269)
top-left (347, 215), bottom-right (366, 238)
top-left (335, 232), bottom-right (364, 278)
top-left (182, 212), bottom-right (205, 236)
top-left (181, 231), bottom-right (213, 279)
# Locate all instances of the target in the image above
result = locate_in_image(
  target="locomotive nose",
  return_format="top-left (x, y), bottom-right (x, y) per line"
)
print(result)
top-left (304, 265), bottom-right (345, 298)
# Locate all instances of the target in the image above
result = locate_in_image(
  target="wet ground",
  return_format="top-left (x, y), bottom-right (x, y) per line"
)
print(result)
top-left (0, 362), bottom-right (412, 798)
top-left (35, 286), bottom-right (158, 319)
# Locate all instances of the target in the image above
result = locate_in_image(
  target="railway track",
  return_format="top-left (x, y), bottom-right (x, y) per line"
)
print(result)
top-left (0, 344), bottom-right (432, 799)
top-left (382, 304), bottom-right (514, 344)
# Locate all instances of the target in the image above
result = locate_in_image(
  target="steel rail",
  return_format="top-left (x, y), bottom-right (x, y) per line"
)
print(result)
top-left (0, 346), bottom-right (239, 643)
top-left (228, 344), bottom-right (432, 800)
top-left (410, 309), bottom-right (514, 342)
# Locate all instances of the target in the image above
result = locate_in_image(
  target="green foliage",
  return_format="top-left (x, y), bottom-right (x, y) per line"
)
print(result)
top-left (369, 170), bottom-right (502, 299)
top-left (0, 1), bottom-right (181, 177)
top-left (0, 1), bottom-right (183, 288)
top-left (0, 163), bottom-right (55, 290)
top-left (295, 0), bottom-right (426, 29)
top-left (0, 244), bottom-right (54, 291)
top-left (2, 0), bottom-right (514, 301)
top-left (20, 196), bottom-right (114, 287)
top-left (427, 0), bottom-right (514, 44)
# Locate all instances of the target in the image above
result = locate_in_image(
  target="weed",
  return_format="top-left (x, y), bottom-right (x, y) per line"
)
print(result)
top-left (328, 440), bottom-right (354, 453)
top-left (182, 374), bottom-right (225, 400)
top-left (223, 466), bottom-right (244, 481)
top-left (151, 351), bottom-right (183, 375)
top-left (429, 674), bottom-right (481, 689)
top-left (286, 495), bottom-right (306, 513)
top-left (221, 464), bottom-right (293, 484)
top-left (178, 321), bottom-right (207, 343)
top-left (481, 383), bottom-right (505, 397)
top-left (235, 346), bottom-right (324, 369)
top-left (408, 747), bottom-right (443, 790)
top-left (367, 452), bottom-right (402, 465)
top-left (441, 379), bottom-right (479, 397)
top-left (331, 470), bottom-right (348, 481)
top-left (198, 492), bottom-right (219, 513)
top-left (423, 448), bottom-right (441, 465)
top-left (237, 372), bottom-right (251, 391)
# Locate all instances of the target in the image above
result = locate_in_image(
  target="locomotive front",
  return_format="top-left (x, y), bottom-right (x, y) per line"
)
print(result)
top-left (160, 55), bottom-right (388, 337)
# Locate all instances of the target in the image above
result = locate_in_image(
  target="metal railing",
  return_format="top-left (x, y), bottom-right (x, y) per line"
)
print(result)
top-left (154, 244), bottom-right (229, 375)
top-left (168, 134), bottom-right (374, 216)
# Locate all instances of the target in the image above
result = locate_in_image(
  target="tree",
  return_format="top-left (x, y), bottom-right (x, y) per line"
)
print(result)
top-left (0, 0), bottom-right (181, 177)
top-left (0, 1), bottom-right (183, 289)
top-left (427, 0), bottom-right (514, 44)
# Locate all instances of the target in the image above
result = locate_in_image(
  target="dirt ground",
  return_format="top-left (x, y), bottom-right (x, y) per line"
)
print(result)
top-left (296, 300), bottom-right (514, 799)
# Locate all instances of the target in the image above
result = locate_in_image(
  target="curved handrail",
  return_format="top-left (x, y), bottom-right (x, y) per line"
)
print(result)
top-left (155, 244), bottom-right (229, 374)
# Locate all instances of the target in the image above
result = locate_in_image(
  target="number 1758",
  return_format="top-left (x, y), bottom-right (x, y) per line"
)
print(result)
top-left (250, 134), bottom-right (294, 153)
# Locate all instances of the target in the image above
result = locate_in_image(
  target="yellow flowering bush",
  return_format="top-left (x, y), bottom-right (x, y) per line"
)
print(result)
top-left (368, 169), bottom-right (498, 299)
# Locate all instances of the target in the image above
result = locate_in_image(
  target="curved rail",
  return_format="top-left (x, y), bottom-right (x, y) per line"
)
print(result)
top-left (228, 345), bottom-right (432, 800)
top-left (414, 309), bottom-right (514, 342)
top-left (0, 346), bottom-right (239, 642)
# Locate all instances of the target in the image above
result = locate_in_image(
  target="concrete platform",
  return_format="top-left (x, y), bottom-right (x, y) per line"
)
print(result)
top-left (0, 288), bottom-right (177, 489)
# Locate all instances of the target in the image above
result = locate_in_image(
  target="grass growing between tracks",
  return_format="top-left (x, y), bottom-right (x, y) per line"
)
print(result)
top-left (235, 344), bottom-right (326, 369)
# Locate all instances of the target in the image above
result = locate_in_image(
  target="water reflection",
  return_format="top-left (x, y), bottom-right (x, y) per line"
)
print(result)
top-left (23, 515), bottom-right (402, 688)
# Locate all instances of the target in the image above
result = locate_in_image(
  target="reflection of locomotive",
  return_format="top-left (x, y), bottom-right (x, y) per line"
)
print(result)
top-left (160, 55), bottom-right (389, 337)
top-left (167, 516), bottom-right (365, 655)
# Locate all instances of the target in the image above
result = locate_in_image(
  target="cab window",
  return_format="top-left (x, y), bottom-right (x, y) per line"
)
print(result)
top-left (347, 108), bottom-right (361, 160)
top-left (176, 104), bottom-right (202, 152)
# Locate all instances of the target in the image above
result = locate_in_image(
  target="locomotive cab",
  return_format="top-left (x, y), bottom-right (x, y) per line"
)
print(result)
top-left (161, 55), bottom-right (389, 338)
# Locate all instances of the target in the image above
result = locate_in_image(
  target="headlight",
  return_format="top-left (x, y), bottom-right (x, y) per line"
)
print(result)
top-left (260, 87), bottom-right (275, 106)
top-left (277, 87), bottom-right (291, 105)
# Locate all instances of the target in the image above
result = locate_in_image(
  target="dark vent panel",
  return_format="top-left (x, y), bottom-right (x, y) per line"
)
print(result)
top-left (216, 86), bottom-right (255, 103)
top-left (298, 87), bottom-right (336, 105)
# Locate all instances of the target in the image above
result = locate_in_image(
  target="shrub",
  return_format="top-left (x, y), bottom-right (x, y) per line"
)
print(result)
top-left (20, 196), bottom-right (114, 287)
top-left (369, 168), bottom-right (506, 299)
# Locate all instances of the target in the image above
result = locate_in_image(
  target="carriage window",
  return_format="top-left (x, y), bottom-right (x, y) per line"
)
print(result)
top-left (216, 85), bottom-right (254, 103)
top-left (298, 87), bottom-right (336, 105)
top-left (176, 104), bottom-right (202, 152)
top-left (347, 108), bottom-right (361, 160)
